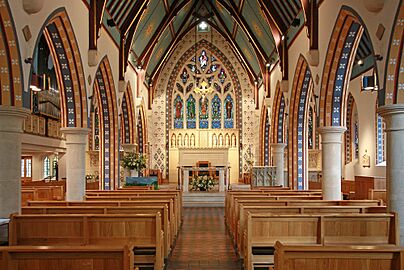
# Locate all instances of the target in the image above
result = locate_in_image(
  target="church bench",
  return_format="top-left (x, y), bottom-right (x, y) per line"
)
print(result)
top-left (369, 189), bottom-right (387, 203)
top-left (274, 242), bottom-right (404, 270)
top-left (9, 213), bottom-right (164, 270)
top-left (84, 195), bottom-right (181, 234)
top-left (21, 205), bottom-right (172, 258)
top-left (21, 186), bottom-right (64, 206)
top-left (244, 213), bottom-right (398, 270)
top-left (26, 200), bottom-right (178, 242)
top-left (235, 205), bottom-right (387, 258)
top-left (0, 245), bottom-right (134, 270)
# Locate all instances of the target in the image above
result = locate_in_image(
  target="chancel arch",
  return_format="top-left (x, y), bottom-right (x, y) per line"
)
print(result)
top-left (92, 56), bottom-right (119, 190)
top-left (288, 55), bottom-right (314, 190)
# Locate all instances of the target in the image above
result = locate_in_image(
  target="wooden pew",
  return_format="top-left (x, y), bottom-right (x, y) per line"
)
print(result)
top-left (21, 186), bottom-right (64, 206)
top-left (369, 189), bottom-right (387, 203)
top-left (26, 200), bottom-right (178, 243)
top-left (244, 213), bottom-right (398, 270)
top-left (235, 205), bottom-right (387, 258)
top-left (22, 205), bottom-right (172, 258)
top-left (9, 213), bottom-right (164, 270)
top-left (274, 242), bottom-right (404, 270)
top-left (0, 245), bottom-right (134, 270)
top-left (85, 195), bottom-right (181, 233)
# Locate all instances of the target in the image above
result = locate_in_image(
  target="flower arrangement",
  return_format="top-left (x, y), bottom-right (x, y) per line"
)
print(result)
top-left (190, 175), bottom-right (215, 191)
top-left (121, 152), bottom-right (147, 171)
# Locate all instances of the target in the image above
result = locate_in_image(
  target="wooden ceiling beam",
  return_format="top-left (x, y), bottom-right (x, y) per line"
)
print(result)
top-left (119, 1), bottom-right (149, 36)
top-left (137, 0), bottom-right (192, 66)
top-left (89, 0), bottom-right (106, 50)
top-left (216, 0), bottom-right (268, 62)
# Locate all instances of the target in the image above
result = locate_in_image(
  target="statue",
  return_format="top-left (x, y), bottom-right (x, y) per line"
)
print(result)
top-left (175, 100), bottom-right (182, 119)
top-left (225, 100), bottom-right (232, 119)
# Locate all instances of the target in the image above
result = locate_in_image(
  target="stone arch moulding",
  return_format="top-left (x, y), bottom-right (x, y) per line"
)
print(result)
top-left (137, 103), bottom-right (147, 155)
top-left (260, 100), bottom-right (270, 166)
top-left (165, 39), bottom-right (243, 178)
top-left (93, 56), bottom-right (119, 190)
top-left (288, 55), bottom-right (313, 190)
top-left (319, 6), bottom-right (365, 128)
top-left (0, 0), bottom-right (25, 107)
top-left (120, 83), bottom-right (135, 145)
top-left (271, 82), bottom-right (286, 145)
top-left (382, 1), bottom-right (404, 105)
top-left (29, 7), bottom-right (87, 128)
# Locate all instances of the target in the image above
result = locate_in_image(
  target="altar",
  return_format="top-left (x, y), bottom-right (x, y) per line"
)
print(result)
top-left (179, 166), bottom-right (229, 192)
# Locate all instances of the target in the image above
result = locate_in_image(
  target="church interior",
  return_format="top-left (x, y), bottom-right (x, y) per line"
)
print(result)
top-left (0, 0), bottom-right (404, 269)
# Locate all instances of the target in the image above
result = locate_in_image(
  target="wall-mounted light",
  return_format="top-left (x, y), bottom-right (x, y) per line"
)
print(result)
top-left (357, 59), bottom-right (364, 66)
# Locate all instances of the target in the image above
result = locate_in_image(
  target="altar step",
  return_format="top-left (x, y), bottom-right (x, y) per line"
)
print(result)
top-left (182, 192), bottom-right (225, 207)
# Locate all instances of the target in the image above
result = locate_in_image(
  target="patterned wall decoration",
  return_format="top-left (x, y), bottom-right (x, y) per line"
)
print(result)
top-left (93, 57), bottom-right (118, 190)
top-left (271, 82), bottom-right (286, 144)
top-left (137, 105), bottom-right (147, 154)
top-left (383, 1), bottom-right (404, 104)
top-left (120, 83), bottom-right (135, 144)
top-left (0, 0), bottom-right (24, 107)
top-left (260, 104), bottom-right (270, 166)
top-left (33, 9), bottom-right (87, 128)
top-left (344, 93), bottom-right (355, 164)
top-left (288, 55), bottom-right (313, 190)
top-left (151, 30), bottom-right (254, 178)
top-left (319, 8), bottom-right (363, 127)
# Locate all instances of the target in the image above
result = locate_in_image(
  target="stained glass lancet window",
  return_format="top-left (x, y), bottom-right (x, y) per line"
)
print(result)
top-left (199, 97), bottom-right (209, 129)
top-left (308, 106), bottom-right (314, 149)
top-left (224, 94), bottom-right (234, 128)
top-left (212, 94), bottom-right (222, 129)
top-left (354, 109), bottom-right (359, 159)
top-left (186, 95), bottom-right (196, 129)
top-left (174, 95), bottom-right (184, 129)
top-left (376, 113), bottom-right (386, 164)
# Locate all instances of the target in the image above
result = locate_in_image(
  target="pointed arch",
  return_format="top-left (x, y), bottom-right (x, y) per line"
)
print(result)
top-left (383, 2), bottom-right (404, 104)
top-left (344, 93), bottom-right (356, 164)
top-left (166, 39), bottom-right (243, 178)
top-left (271, 82), bottom-right (286, 144)
top-left (0, 0), bottom-right (24, 107)
top-left (93, 56), bottom-right (119, 190)
top-left (30, 8), bottom-right (87, 128)
top-left (288, 55), bottom-right (313, 190)
top-left (319, 7), bottom-right (364, 127)
top-left (120, 83), bottom-right (136, 144)
top-left (260, 102), bottom-right (270, 166)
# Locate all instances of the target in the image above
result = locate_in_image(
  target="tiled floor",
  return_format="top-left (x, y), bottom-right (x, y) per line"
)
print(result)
top-left (166, 207), bottom-right (242, 270)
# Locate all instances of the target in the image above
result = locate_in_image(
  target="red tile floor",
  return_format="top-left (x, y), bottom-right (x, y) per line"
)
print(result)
top-left (166, 207), bottom-right (242, 270)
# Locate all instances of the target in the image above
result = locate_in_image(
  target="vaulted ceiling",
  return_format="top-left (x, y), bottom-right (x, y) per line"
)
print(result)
top-left (99, 0), bottom-right (306, 83)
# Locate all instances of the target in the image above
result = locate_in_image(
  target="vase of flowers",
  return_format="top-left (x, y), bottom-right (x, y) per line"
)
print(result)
top-left (121, 152), bottom-right (147, 176)
top-left (190, 175), bottom-right (215, 191)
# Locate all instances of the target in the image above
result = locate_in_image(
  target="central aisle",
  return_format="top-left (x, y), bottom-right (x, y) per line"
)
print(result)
top-left (166, 207), bottom-right (242, 270)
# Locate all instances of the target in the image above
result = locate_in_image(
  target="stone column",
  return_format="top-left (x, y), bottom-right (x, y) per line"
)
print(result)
top-left (182, 169), bottom-right (189, 193)
top-left (318, 126), bottom-right (346, 200)
top-left (219, 169), bottom-right (225, 192)
top-left (378, 104), bottom-right (404, 244)
top-left (0, 106), bottom-right (29, 218)
top-left (270, 143), bottom-right (287, 187)
top-left (60, 127), bottom-right (89, 201)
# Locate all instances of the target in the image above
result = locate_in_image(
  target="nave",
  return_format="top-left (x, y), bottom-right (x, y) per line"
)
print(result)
top-left (166, 207), bottom-right (241, 270)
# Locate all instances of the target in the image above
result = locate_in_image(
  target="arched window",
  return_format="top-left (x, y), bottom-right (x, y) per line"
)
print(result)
top-left (172, 48), bottom-right (235, 130)
top-left (353, 109), bottom-right (359, 159)
top-left (376, 108), bottom-right (386, 164)
top-left (43, 156), bottom-right (50, 178)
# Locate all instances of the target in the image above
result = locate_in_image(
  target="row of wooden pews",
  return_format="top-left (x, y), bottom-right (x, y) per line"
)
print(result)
top-left (225, 188), bottom-right (403, 270)
top-left (1, 186), bottom-right (182, 270)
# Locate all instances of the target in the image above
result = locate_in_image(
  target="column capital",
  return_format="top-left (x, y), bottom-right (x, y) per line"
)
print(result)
top-left (377, 104), bottom-right (404, 132)
top-left (0, 105), bottom-right (30, 133)
top-left (270, 143), bottom-right (287, 152)
top-left (318, 126), bottom-right (346, 145)
top-left (317, 126), bottom-right (347, 134)
top-left (60, 127), bottom-right (90, 144)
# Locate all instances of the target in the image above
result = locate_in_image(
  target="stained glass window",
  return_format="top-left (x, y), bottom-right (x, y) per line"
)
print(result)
top-left (354, 110), bottom-right (359, 159)
top-left (199, 97), bottom-right (209, 129)
top-left (212, 94), bottom-right (221, 129)
top-left (174, 95), bottom-right (184, 129)
top-left (376, 113), bottom-right (386, 164)
top-left (224, 94), bottom-right (234, 128)
top-left (199, 50), bottom-right (208, 70)
top-left (44, 156), bottom-right (50, 178)
top-left (218, 68), bottom-right (227, 84)
top-left (94, 107), bottom-right (99, 150)
top-left (186, 95), bottom-right (196, 129)
top-left (180, 68), bottom-right (189, 84)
